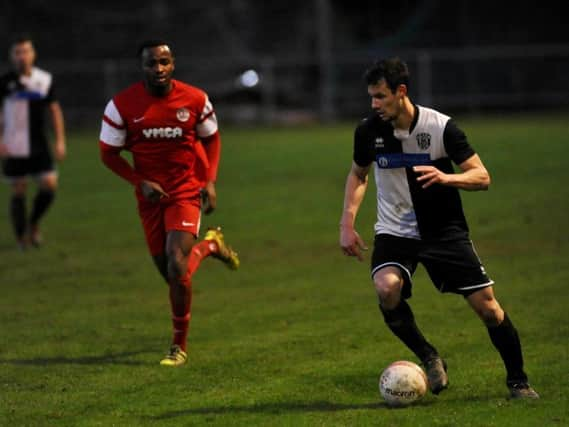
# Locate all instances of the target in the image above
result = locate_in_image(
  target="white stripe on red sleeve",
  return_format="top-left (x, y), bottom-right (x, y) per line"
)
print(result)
top-left (103, 100), bottom-right (124, 128)
top-left (197, 96), bottom-right (218, 138)
top-left (99, 100), bottom-right (126, 147)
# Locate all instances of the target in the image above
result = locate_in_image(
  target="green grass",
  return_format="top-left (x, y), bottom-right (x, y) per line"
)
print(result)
top-left (0, 114), bottom-right (568, 426)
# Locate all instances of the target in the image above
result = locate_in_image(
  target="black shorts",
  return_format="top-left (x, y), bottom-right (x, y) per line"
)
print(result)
top-left (2, 153), bottom-right (55, 179)
top-left (371, 234), bottom-right (493, 298)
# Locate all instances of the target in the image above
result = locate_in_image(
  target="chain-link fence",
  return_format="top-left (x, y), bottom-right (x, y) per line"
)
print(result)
top-left (24, 43), bottom-right (569, 127)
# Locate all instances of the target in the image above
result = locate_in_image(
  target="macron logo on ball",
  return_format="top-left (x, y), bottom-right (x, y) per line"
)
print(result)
top-left (142, 127), bottom-right (183, 139)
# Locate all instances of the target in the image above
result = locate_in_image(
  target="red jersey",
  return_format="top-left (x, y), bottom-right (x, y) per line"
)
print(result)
top-left (99, 80), bottom-right (217, 200)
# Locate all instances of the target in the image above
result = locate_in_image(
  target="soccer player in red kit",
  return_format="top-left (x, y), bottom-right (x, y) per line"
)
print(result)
top-left (99, 40), bottom-right (239, 366)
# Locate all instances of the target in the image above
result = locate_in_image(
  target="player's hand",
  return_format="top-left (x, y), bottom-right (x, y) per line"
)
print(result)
top-left (201, 181), bottom-right (217, 215)
top-left (140, 180), bottom-right (169, 202)
top-left (54, 140), bottom-right (66, 161)
top-left (413, 165), bottom-right (450, 189)
top-left (340, 225), bottom-right (368, 261)
top-left (0, 143), bottom-right (8, 158)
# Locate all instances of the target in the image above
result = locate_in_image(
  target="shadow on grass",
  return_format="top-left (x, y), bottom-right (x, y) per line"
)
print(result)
top-left (0, 350), bottom-right (153, 366)
top-left (148, 399), bottom-right (434, 419)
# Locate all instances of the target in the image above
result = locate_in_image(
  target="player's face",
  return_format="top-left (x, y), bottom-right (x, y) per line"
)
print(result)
top-left (10, 41), bottom-right (35, 75)
top-left (141, 45), bottom-right (175, 90)
top-left (368, 79), bottom-right (405, 122)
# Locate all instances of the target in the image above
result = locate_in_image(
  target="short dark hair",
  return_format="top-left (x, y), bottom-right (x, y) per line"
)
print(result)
top-left (136, 39), bottom-right (172, 58)
top-left (11, 33), bottom-right (34, 47)
top-left (364, 57), bottom-right (410, 93)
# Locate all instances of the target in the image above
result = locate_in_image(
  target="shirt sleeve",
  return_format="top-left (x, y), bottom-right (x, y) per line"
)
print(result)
top-left (353, 121), bottom-right (374, 167)
top-left (45, 77), bottom-right (57, 103)
top-left (443, 119), bottom-right (475, 165)
top-left (99, 100), bottom-right (126, 147)
top-left (196, 96), bottom-right (218, 138)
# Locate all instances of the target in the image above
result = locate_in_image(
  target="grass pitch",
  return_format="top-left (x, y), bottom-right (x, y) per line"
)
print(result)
top-left (0, 114), bottom-right (568, 426)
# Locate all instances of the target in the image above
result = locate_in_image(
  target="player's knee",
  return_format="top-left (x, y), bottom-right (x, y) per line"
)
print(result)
top-left (475, 301), bottom-right (504, 327)
top-left (373, 272), bottom-right (403, 308)
top-left (40, 175), bottom-right (58, 191)
top-left (11, 180), bottom-right (27, 196)
top-left (166, 247), bottom-right (188, 280)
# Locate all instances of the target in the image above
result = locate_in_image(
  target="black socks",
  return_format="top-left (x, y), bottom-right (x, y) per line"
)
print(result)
top-left (487, 313), bottom-right (528, 383)
top-left (29, 189), bottom-right (55, 226)
top-left (380, 300), bottom-right (438, 362)
top-left (10, 195), bottom-right (26, 240)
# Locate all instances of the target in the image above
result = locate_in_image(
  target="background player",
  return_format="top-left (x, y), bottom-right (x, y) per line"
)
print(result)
top-left (99, 40), bottom-right (239, 366)
top-left (339, 57), bottom-right (538, 399)
top-left (0, 35), bottom-right (66, 249)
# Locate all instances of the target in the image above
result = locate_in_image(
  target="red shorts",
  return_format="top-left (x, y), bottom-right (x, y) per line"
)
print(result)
top-left (137, 197), bottom-right (201, 256)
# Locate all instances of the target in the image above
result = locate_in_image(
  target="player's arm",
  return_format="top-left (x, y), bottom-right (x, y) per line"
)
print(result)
top-left (99, 142), bottom-right (142, 186)
top-left (414, 119), bottom-right (490, 191)
top-left (340, 123), bottom-right (374, 261)
top-left (196, 96), bottom-right (220, 214)
top-left (340, 161), bottom-right (370, 261)
top-left (0, 104), bottom-right (6, 157)
top-left (99, 100), bottom-right (168, 202)
top-left (49, 101), bottom-right (66, 161)
top-left (414, 154), bottom-right (490, 191)
top-left (99, 143), bottom-right (168, 202)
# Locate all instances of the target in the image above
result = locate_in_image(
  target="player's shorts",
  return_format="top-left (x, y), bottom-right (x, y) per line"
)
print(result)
top-left (1, 152), bottom-right (55, 180)
top-left (137, 197), bottom-right (202, 256)
top-left (371, 233), bottom-right (494, 298)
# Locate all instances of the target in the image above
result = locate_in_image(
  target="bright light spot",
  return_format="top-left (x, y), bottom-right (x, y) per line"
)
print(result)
top-left (239, 69), bottom-right (260, 88)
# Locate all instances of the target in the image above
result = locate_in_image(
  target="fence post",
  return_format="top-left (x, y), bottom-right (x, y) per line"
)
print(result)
top-left (416, 50), bottom-right (433, 107)
top-left (103, 59), bottom-right (118, 102)
top-left (260, 57), bottom-right (276, 124)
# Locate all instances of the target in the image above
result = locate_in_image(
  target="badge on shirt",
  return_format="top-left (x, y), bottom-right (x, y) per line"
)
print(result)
top-left (416, 132), bottom-right (431, 150)
top-left (176, 108), bottom-right (190, 122)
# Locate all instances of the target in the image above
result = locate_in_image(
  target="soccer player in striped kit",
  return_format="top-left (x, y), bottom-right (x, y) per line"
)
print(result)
top-left (340, 57), bottom-right (538, 399)
top-left (99, 40), bottom-right (239, 366)
top-left (0, 35), bottom-right (66, 249)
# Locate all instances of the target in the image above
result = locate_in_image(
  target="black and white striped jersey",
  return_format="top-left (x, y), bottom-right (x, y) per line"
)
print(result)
top-left (0, 67), bottom-right (56, 157)
top-left (354, 105), bottom-right (475, 241)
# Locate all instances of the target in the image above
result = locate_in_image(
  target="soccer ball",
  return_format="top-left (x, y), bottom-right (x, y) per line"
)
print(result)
top-left (379, 360), bottom-right (428, 407)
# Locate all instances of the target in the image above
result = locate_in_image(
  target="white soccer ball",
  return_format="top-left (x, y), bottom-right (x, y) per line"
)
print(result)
top-left (379, 360), bottom-right (428, 407)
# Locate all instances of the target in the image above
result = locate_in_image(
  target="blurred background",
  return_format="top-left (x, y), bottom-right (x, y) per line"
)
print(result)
top-left (1, 0), bottom-right (568, 126)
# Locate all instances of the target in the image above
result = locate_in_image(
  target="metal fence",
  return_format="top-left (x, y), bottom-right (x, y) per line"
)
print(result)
top-left (25, 43), bottom-right (569, 127)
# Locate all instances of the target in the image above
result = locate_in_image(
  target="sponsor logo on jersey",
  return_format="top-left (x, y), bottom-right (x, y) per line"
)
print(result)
top-left (375, 137), bottom-right (384, 148)
top-left (377, 156), bottom-right (389, 168)
top-left (376, 153), bottom-right (432, 169)
top-left (176, 108), bottom-right (190, 122)
top-left (142, 127), bottom-right (183, 139)
top-left (416, 132), bottom-right (431, 150)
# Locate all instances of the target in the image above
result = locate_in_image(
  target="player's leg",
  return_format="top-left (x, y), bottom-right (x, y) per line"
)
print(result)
top-left (372, 234), bottom-right (447, 394)
top-left (159, 199), bottom-right (202, 366)
top-left (188, 226), bottom-right (240, 275)
top-left (9, 177), bottom-right (29, 249)
top-left (422, 238), bottom-right (538, 398)
top-left (152, 253), bottom-right (169, 282)
top-left (137, 198), bottom-right (190, 365)
top-left (161, 229), bottom-right (195, 364)
top-left (29, 171), bottom-right (57, 247)
top-left (2, 158), bottom-right (29, 248)
top-left (374, 266), bottom-right (447, 393)
top-left (466, 287), bottom-right (539, 399)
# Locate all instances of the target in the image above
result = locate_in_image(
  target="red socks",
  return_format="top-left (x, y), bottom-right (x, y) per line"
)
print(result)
top-left (187, 240), bottom-right (218, 275)
top-left (172, 313), bottom-right (190, 351)
top-left (169, 275), bottom-right (192, 351)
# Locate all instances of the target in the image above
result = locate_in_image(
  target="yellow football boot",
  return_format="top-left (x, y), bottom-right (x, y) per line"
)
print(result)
top-left (160, 345), bottom-right (188, 367)
top-left (204, 227), bottom-right (240, 270)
